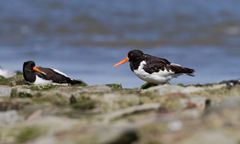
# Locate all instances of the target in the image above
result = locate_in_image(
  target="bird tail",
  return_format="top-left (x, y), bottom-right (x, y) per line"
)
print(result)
top-left (69, 79), bottom-right (87, 86)
top-left (169, 65), bottom-right (195, 76)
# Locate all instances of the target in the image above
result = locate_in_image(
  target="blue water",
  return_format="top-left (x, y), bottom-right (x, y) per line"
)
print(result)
top-left (0, 0), bottom-right (240, 87)
top-left (0, 46), bottom-right (239, 88)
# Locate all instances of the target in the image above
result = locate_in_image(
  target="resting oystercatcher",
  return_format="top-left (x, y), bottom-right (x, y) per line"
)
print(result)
top-left (23, 61), bottom-right (83, 85)
top-left (114, 50), bottom-right (194, 84)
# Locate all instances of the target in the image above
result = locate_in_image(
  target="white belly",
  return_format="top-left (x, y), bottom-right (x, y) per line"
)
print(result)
top-left (34, 75), bottom-right (53, 85)
top-left (133, 61), bottom-right (181, 84)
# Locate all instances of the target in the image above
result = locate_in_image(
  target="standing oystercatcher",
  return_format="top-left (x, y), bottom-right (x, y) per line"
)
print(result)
top-left (114, 50), bottom-right (194, 84)
top-left (23, 61), bottom-right (83, 85)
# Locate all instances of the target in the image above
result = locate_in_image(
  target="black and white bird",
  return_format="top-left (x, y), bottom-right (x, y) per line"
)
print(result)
top-left (114, 50), bottom-right (194, 84)
top-left (23, 61), bottom-right (83, 85)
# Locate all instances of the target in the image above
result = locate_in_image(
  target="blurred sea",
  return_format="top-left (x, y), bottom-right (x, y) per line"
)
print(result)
top-left (0, 0), bottom-right (240, 87)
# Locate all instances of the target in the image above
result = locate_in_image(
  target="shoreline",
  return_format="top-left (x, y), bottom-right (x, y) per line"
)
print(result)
top-left (0, 74), bottom-right (240, 143)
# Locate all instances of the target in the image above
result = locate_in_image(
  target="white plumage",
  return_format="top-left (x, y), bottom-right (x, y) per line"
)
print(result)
top-left (133, 61), bottom-right (181, 84)
top-left (34, 75), bottom-right (52, 85)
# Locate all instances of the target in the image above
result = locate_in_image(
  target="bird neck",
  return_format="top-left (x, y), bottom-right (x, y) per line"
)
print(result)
top-left (130, 58), bottom-right (144, 71)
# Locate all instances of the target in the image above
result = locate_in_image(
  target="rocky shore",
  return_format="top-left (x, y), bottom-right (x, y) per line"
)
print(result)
top-left (0, 74), bottom-right (240, 144)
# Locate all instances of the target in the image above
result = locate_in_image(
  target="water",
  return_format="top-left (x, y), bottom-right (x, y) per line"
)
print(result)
top-left (0, 0), bottom-right (240, 87)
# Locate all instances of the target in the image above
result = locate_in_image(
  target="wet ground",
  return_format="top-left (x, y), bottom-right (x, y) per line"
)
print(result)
top-left (0, 0), bottom-right (240, 87)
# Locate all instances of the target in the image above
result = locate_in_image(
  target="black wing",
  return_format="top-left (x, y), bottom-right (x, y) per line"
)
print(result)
top-left (36, 67), bottom-right (71, 83)
top-left (143, 54), bottom-right (194, 75)
top-left (145, 54), bottom-right (171, 64)
top-left (143, 55), bottom-right (171, 74)
top-left (168, 64), bottom-right (195, 75)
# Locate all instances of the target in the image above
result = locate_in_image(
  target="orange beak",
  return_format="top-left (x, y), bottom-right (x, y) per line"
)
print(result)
top-left (33, 66), bottom-right (46, 75)
top-left (113, 57), bottom-right (129, 67)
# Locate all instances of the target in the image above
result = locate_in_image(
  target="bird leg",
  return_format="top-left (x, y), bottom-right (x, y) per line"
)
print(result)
top-left (141, 82), bottom-right (158, 89)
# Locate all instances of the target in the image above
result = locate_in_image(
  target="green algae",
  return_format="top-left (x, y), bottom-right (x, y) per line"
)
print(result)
top-left (10, 89), bottom-right (32, 98)
top-left (70, 95), bottom-right (96, 110)
top-left (191, 85), bottom-right (240, 99)
top-left (0, 76), bottom-right (10, 85)
top-left (32, 93), bottom-right (68, 107)
top-left (138, 124), bottom-right (167, 144)
top-left (16, 126), bottom-right (45, 143)
top-left (0, 98), bottom-right (30, 111)
top-left (106, 84), bottom-right (123, 90)
top-left (29, 85), bottom-right (57, 91)
top-left (17, 92), bottom-right (32, 98)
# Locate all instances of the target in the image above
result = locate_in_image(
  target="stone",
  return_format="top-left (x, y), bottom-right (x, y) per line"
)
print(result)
top-left (0, 111), bottom-right (23, 127)
top-left (0, 86), bottom-right (12, 97)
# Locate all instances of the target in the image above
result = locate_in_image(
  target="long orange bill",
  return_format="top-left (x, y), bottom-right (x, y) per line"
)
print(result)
top-left (113, 57), bottom-right (129, 67)
top-left (33, 66), bottom-right (46, 75)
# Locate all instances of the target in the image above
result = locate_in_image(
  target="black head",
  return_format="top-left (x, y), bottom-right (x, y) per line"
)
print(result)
top-left (23, 61), bottom-right (36, 69)
top-left (23, 61), bottom-right (36, 83)
top-left (113, 49), bottom-right (145, 69)
top-left (128, 50), bottom-right (144, 62)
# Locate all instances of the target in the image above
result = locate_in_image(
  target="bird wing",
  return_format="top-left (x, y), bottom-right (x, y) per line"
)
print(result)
top-left (143, 55), bottom-right (171, 74)
top-left (36, 67), bottom-right (71, 83)
top-left (144, 54), bottom-right (171, 65)
top-left (143, 54), bottom-right (194, 75)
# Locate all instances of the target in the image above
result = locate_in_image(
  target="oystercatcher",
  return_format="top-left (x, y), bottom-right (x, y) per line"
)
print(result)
top-left (23, 61), bottom-right (83, 85)
top-left (114, 50), bottom-right (194, 84)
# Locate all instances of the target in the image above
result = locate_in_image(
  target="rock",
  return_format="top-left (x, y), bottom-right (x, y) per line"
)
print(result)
top-left (0, 98), bottom-right (31, 111)
top-left (221, 96), bottom-right (240, 109)
top-left (181, 131), bottom-right (238, 144)
top-left (0, 86), bottom-right (11, 97)
top-left (0, 111), bottom-right (23, 127)
top-left (145, 84), bottom-right (226, 95)
top-left (180, 96), bottom-right (207, 110)
top-left (102, 103), bottom-right (161, 123)
top-left (10, 88), bottom-right (33, 98)
top-left (79, 85), bottom-right (112, 93)
top-left (98, 124), bottom-right (138, 144)
top-left (168, 120), bottom-right (183, 132)
top-left (145, 85), bottom-right (204, 95)
top-left (0, 77), bottom-right (239, 144)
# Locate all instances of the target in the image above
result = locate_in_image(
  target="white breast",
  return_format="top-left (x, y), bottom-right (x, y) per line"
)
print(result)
top-left (133, 61), bottom-right (181, 84)
top-left (34, 75), bottom-right (53, 85)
